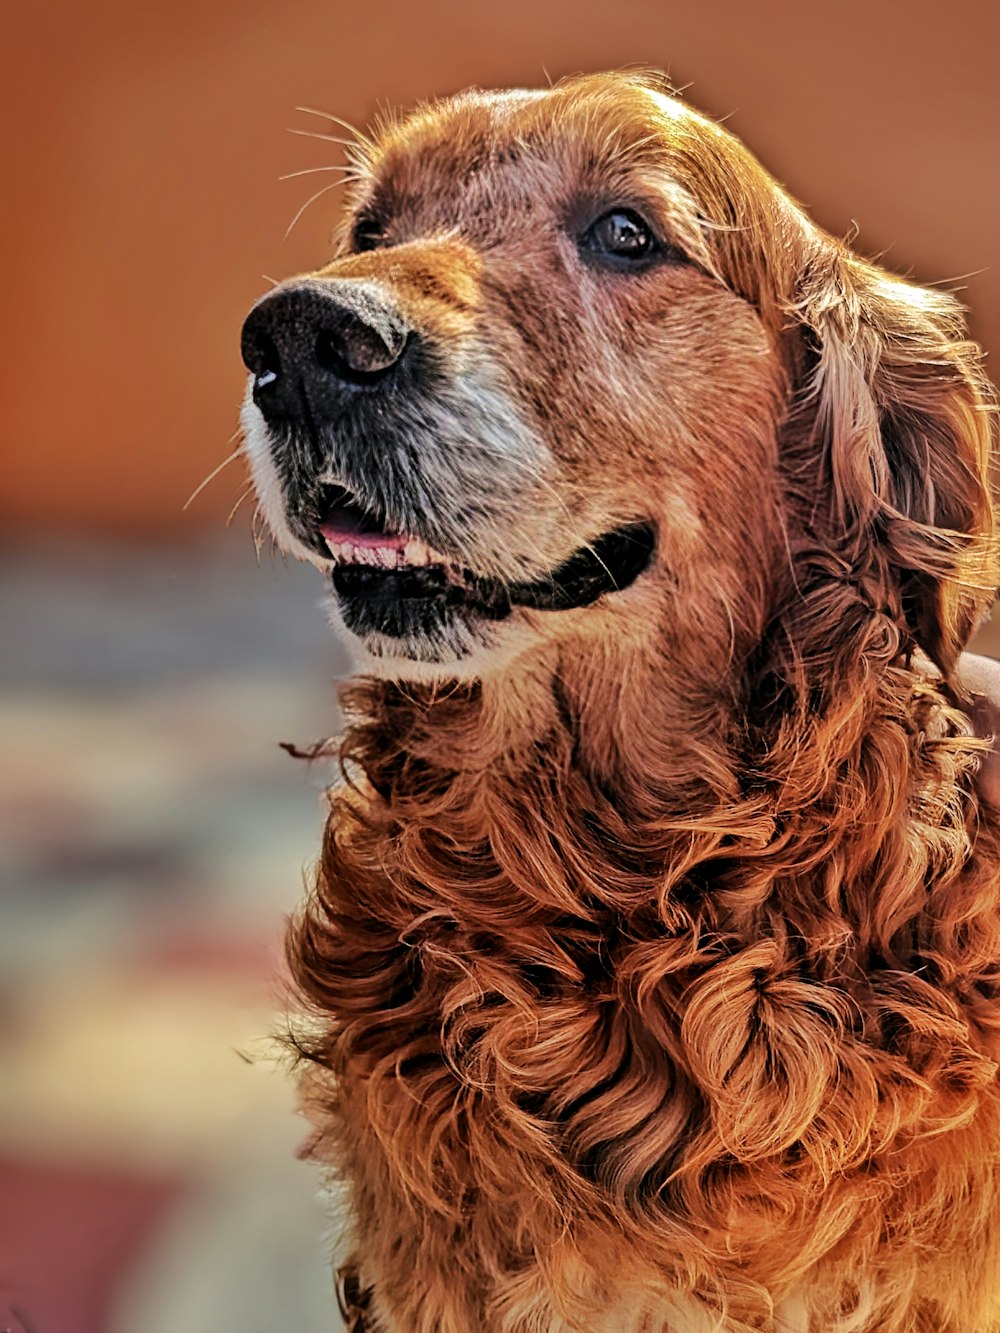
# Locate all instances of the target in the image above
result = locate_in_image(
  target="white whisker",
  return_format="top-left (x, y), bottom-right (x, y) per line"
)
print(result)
top-left (294, 106), bottom-right (375, 152)
top-left (282, 178), bottom-right (352, 243)
top-left (226, 482), bottom-right (256, 527)
top-left (184, 435), bottom-right (244, 510)
top-left (280, 164), bottom-right (358, 181)
top-left (287, 127), bottom-right (362, 151)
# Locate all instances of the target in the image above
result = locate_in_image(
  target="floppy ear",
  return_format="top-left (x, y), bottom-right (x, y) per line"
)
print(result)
top-left (791, 248), bottom-right (997, 675)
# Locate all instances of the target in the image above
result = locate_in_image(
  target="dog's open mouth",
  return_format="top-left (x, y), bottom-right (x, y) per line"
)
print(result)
top-left (320, 485), bottom-right (444, 571)
top-left (317, 483), bottom-right (656, 641)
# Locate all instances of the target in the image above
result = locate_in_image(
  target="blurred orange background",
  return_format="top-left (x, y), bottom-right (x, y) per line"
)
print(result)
top-left (3, 3), bottom-right (998, 1330)
top-left (4, 0), bottom-right (1000, 536)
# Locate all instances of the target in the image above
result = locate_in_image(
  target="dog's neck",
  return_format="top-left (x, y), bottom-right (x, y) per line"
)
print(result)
top-left (342, 623), bottom-right (984, 922)
top-left (352, 630), bottom-right (745, 841)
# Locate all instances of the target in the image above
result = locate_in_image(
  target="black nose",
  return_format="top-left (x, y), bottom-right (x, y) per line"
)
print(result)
top-left (240, 280), bottom-right (411, 424)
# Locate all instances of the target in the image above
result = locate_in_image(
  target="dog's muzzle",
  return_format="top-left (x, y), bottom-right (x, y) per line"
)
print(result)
top-left (240, 279), bottom-right (656, 653)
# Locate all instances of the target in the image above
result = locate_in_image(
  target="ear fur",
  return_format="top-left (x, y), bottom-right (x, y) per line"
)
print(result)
top-left (791, 248), bottom-right (997, 675)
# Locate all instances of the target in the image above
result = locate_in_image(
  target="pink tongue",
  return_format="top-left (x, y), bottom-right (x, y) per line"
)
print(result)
top-left (320, 519), bottom-right (409, 551)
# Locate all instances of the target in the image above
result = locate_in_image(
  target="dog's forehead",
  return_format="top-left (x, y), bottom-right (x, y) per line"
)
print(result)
top-left (364, 80), bottom-right (701, 219)
top-left (373, 90), bottom-right (552, 198)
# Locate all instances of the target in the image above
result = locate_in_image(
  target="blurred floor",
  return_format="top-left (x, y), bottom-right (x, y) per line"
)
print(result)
top-left (0, 530), bottom-right (349, 1332)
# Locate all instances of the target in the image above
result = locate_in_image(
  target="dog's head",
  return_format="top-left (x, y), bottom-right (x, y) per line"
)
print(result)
top-left (241, 72), bottom-right (995, 685)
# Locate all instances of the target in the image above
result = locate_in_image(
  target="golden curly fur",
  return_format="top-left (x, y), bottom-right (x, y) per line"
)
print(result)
top-left (248, 72), bottom-right (1000, 1331)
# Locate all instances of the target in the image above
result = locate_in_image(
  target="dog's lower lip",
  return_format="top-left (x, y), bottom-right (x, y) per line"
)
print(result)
top-left (328, 521), bottom-right (656, 627)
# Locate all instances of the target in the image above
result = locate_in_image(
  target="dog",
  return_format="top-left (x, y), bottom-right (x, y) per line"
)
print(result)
top-left (240, 71), bottom-right (1000, 1332)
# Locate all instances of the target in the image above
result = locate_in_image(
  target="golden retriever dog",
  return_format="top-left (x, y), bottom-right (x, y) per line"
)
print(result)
top-left (240, 71), bottom-right (1000, 1331)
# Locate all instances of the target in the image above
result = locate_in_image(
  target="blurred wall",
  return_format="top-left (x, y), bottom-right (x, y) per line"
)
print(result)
top-left (4, 0), bottom-right (999, 535)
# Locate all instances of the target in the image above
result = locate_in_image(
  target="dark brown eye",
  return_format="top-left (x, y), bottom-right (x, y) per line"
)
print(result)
top-left (581, 209), bottom-right (657, 263)
top-left (352, 210), bottom-right (387, 252)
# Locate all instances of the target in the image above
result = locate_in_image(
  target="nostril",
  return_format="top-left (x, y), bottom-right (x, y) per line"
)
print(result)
top-left (315, 322), bottom-right (407, 384)
top-left (315, 328), bottom-right (348, 377)
top-left (241, 323), bottom-right (282, 385)
top-left (259, 333), bottom-right (280, 370)
top-left (253, 333), bottom-right (281, 389)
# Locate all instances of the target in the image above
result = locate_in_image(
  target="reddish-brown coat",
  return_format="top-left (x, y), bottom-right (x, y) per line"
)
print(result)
top-left (272, 74), bottom-right (1000, 1331)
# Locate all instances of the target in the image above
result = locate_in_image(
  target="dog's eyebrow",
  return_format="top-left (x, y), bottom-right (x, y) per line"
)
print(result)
top-left (345, 180), bottom-right (397, 241)
top-left (345, 97), bottom-right (720, 271)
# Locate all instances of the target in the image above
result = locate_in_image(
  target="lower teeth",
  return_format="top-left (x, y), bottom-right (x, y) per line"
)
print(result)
top-left (324, 537), bottom-right (439, 568)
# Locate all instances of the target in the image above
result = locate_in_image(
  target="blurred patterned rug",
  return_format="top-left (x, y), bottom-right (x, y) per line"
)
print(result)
top-left (1, 535), bottom-right (348, 1332)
